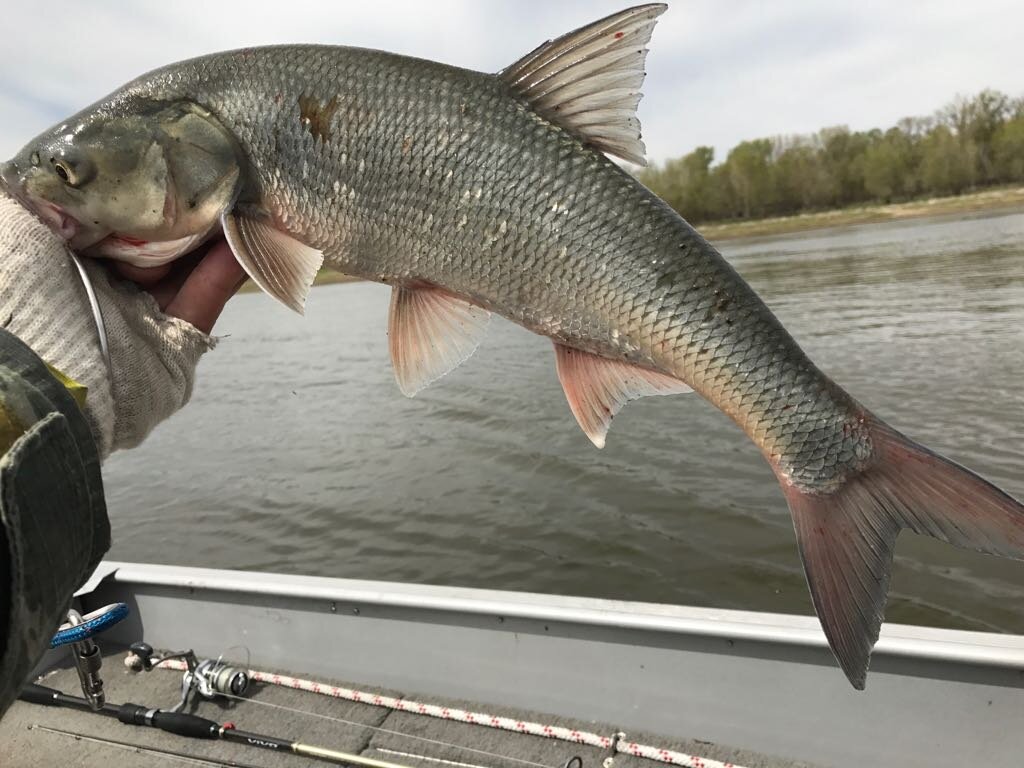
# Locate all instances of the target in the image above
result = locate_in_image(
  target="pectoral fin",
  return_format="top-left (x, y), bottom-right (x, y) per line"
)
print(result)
top-left (389, 286), bottom-right (490, 397)
top-left (222, 211), bottom-right (324, 314)
top-left (554, 343), bottom-right (690, 448)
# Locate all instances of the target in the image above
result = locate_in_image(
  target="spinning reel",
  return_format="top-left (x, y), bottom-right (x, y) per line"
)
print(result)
top-left (125, 642), bottom-right (251, 712)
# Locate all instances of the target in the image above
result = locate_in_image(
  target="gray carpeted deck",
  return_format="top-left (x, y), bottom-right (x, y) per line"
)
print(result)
top-left (0, 648), bottom-right (818, 768)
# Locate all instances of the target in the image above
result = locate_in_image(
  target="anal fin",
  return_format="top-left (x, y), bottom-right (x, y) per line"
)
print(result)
top-left (554, 343), bottom-right (690, 448)
top-left (222, 210), bottom-right (324, 314)
top-left (389, 286), bottom-right (490, 397)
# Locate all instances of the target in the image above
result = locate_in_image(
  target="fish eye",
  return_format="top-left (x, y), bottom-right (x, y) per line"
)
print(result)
top-left (51, 158), bottom-right (90, 188)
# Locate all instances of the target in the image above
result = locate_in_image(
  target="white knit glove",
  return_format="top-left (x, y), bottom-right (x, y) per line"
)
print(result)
top-left (0, 190), bottom-right (217, 458)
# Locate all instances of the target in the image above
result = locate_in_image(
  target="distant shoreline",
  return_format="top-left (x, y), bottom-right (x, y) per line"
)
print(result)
top-left (240, 185), bottom-right (1024, 293)
top-left (698, 186), bottom-right (1024, 242)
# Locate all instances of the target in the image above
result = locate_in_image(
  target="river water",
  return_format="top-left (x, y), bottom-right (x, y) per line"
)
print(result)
top-left (104, 209), bottom-right (1024, 634)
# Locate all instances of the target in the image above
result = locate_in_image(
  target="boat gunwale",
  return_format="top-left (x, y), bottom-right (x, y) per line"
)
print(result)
top-left (89, 561), bottom-right (1024, 671)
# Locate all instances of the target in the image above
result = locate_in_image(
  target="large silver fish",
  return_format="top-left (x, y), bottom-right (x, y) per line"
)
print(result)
top-left (2, 5), bottom-right (1022, 688)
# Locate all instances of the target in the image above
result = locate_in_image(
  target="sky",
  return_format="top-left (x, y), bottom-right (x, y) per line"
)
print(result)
top-left (1, 1), bottom-right (1022, 166)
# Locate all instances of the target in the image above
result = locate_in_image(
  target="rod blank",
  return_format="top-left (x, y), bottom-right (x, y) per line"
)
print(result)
top-left (19, 682), bottom-right (413, 767)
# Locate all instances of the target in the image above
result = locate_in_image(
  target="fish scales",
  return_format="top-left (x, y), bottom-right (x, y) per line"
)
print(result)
top-left (4, 5), bottom-right (1023, 691)
top-left (122, 46), bottom-right (868, 488)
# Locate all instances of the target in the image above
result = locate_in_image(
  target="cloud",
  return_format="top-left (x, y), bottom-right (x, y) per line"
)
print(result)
top-left (2, 0), bottom-right (1022, 165)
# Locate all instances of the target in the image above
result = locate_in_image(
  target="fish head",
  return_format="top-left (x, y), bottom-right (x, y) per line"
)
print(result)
top-left (2, 101), bottom-right (241, 260)
top-left (2, 126), bottom-right (108, 248)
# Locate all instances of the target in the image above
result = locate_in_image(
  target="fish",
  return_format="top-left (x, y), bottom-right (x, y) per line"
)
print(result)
top-left (2, 4), bottom-right (1022, 689)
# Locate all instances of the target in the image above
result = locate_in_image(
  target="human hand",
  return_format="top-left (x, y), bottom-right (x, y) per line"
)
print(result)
top-left (0, 189), bottom-right (241, 457)
top-left (109, 239), bottom-right (247, 335)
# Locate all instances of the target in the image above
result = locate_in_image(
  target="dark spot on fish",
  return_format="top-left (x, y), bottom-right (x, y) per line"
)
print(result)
top-left (716, 296), bottom-right (732, 311)
top-left (298, 94), bottom-right (341, 143)
top-left (187, 197), bottom-right (198, 210)
top-left (2, 313), bottom-right (12, 328)
top-left (655, 270), bottom-right (677, 290)
top-left (781, 404), bottom-right (794, 412)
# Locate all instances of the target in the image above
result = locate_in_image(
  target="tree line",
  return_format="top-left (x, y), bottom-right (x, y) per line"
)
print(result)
top-left (637, 90), bottom-right (1024, 224)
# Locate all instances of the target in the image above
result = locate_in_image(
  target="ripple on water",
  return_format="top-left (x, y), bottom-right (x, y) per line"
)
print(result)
top-left (106, 211), bottom-right (1024, 633)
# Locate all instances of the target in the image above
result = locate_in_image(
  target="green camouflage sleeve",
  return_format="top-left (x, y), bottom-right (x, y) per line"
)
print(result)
top-left (0, 328), bottom-right (108, 717)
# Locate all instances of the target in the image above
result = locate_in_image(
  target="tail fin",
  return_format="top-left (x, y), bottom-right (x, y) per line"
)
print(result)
top-left (779, 416), bottom-right (1024, 689)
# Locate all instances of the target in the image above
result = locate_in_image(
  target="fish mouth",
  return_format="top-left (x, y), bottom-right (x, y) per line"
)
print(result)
top-left (0, 166), bottom-right (82, 242)
top-left (0, 162), bottom-right (29, 208)
top-left (0, 160), bottom-right (19, 194)
top-left (35, 201), bottom-right (82, 241)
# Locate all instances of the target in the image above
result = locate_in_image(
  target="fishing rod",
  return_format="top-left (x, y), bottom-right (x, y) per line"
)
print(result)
top-left (20, 682), bottom-right (413, 768)
top-left (30, 724), bottom-right (267, 768)
top-left (127, 645), bottom-right (586, 768)
top-left (37, 605), bottom-right (584, 768)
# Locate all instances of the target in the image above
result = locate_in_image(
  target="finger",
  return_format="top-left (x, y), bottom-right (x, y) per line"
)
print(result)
top-left (147, 250), bottom-right (206, 311)
top-left (164, 242), bottom-right (247, 334)
top-left (112, 261), bottom-right (174, 287)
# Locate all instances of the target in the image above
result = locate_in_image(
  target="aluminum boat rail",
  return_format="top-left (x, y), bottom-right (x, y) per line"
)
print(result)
top-left (60, 561), bottom-right (1024, 767)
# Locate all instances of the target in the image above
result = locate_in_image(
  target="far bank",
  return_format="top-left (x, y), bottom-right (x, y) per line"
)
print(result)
top-left (698, 186), bottom-right (1024, 241)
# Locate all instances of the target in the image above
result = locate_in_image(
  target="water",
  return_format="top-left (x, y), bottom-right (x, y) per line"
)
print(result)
top-left (104, 210), bottom-right (1024, 634)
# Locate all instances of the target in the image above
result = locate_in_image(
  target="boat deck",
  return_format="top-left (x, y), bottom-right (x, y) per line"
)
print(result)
top-left (1, 646), bottom-right (817, 768)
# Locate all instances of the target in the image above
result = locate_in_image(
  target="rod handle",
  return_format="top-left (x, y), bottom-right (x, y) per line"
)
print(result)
top-left (19, 683), bottom-right (60, 706)
top-left (118, 703), bottom-right (220, 739)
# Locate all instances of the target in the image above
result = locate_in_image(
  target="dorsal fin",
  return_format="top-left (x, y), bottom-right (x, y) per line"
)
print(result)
top-left (500, 4), bottom-right (666, 166)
